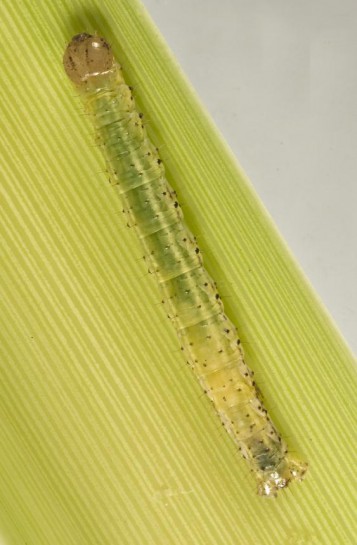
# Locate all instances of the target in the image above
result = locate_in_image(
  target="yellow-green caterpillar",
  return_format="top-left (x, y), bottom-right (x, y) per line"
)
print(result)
top-left (63, 33), bottom-right (307, 497)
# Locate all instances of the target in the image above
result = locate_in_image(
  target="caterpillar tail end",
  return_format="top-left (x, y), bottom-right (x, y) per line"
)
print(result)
top-left (257, 456), bottom-right (308, 498)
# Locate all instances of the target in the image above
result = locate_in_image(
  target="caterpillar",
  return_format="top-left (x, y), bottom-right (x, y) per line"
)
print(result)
top-left (63, 33), bottom-right (307, 497)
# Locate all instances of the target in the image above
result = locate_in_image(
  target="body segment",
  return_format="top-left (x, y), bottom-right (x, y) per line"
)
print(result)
top-left (63, 34), bottom-right (307, 496)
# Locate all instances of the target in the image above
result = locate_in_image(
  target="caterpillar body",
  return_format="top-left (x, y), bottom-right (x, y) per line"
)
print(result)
top-left (63, 33), bottom-right (307, 497)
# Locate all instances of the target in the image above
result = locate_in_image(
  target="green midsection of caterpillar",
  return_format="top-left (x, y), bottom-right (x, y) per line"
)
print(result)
top-left (63, 34), bottom-right (307, 497)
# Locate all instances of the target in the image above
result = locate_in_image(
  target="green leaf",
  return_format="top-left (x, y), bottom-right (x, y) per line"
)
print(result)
top-left (1, 1), bottom-right (356, 544)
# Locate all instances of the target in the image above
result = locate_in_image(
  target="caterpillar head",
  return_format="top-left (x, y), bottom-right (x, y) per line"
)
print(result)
top-left (63, 33), bottom-right (114, 85)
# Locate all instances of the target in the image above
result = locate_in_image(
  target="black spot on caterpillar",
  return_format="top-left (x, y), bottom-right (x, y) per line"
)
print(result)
top-left (63, 33), bottom-right (308, 497)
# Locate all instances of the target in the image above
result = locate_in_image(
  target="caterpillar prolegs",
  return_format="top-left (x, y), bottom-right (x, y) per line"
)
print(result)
top-left (63, 33), bottom-right (307, 497)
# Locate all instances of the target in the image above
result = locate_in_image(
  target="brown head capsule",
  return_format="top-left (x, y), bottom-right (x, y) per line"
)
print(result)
top-left (63, 33), bottom-right (114, 85)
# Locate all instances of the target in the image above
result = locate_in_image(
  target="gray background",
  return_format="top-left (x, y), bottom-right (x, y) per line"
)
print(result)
top-left (142, 0), bottom-right (357, 355)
